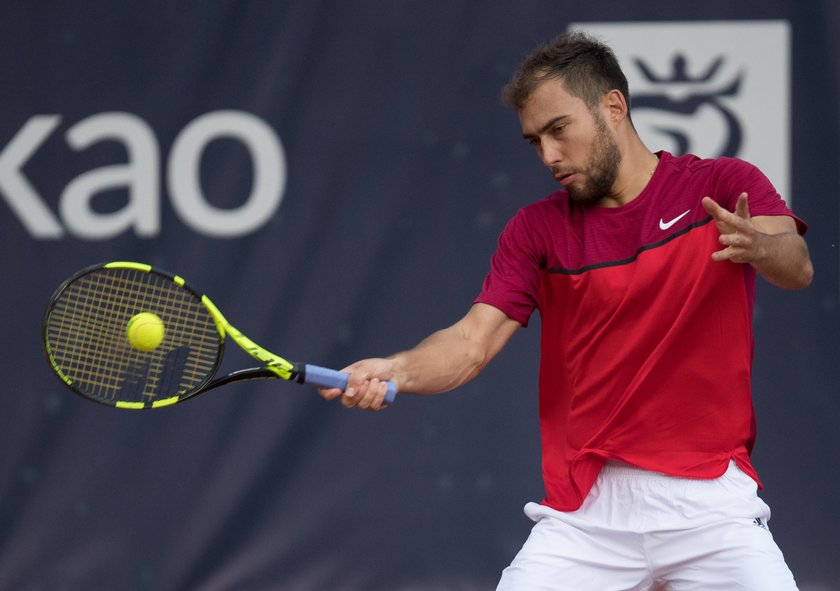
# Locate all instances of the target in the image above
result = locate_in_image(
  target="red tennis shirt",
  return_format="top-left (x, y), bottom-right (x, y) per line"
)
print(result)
top-left (476, 151), bottom-right (806, 511)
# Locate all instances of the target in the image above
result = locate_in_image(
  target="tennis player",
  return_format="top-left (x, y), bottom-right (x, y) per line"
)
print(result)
top-left (320, 32), bottom-right (813, 590)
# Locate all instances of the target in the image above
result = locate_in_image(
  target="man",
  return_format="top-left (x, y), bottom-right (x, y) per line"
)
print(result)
top-left (320, 32), bottom-right (813, 590)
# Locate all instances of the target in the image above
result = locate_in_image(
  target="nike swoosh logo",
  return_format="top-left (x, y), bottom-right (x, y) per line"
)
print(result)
top-left (659, 209), bottom-right (691, 230)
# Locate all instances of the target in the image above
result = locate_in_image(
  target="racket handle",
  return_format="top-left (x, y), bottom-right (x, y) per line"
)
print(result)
top-left (303, 364), bottom-right (397, 405)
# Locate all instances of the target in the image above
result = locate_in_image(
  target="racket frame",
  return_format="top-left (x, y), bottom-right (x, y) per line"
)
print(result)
top-left (43, 261), bottom-right (391, 410)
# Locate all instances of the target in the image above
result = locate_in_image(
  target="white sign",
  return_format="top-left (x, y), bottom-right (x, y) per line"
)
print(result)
top-left (570, 21), bottom-right (791, 204)
top-left (0, 111), bottom-right (287, 239)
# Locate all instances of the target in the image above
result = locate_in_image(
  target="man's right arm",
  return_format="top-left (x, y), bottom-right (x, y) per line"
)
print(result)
top-left (319, 303), bottom-right (521, 410)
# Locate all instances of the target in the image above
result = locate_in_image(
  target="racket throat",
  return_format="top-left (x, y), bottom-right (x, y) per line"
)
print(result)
top-left (289, 362), bottom-right (307, 384)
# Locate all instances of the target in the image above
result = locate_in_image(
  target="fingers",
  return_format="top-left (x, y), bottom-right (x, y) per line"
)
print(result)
top-left (711, 240), bottom-right (749, 262)
top-left (317, 386), bottom-right (344, 402)
top-left (734, 192), bottom-right (750, 219)
top-left (712, 230), bottom-right (750, 261)
top-left (702, 197), bottom-right (736, 236)
top-left (703, 193), bottom-right (758, 264)
top-left (701, 195), bottom-right (723, 217)
top-left (339, 378), bottom-right (390, 410)
top-left (318, 383), bottom-right (388, 410)
top-left (702, 193), bottom-right (750, 231)
top-left (316, 360), bottom-right (394, 411)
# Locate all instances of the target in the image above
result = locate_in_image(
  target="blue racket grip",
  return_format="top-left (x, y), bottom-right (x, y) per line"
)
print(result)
top-left (303, 364), bottom-right (397, 405)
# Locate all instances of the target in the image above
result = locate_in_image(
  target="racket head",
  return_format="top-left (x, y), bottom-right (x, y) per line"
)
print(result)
top-left (42, 262), bottom-right (225, 409)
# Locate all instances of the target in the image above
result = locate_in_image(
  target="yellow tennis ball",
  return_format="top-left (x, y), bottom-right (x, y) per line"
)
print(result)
top-left (126, 312), bottom-right (165, 351)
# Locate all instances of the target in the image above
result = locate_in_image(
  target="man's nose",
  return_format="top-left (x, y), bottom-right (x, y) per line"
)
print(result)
top-left (540, 138), bottom-right (563, 168)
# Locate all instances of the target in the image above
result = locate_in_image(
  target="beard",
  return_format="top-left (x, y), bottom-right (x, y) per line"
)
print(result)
top-left (555, 114), bottom-right (622, 206)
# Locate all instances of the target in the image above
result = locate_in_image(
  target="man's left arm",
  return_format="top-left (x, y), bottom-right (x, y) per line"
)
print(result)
top-left (701, 193), bottom-right (814, 290)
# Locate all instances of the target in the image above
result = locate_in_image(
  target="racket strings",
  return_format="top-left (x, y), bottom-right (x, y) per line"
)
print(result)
top-left (45, 267), bottom-right (222, 404)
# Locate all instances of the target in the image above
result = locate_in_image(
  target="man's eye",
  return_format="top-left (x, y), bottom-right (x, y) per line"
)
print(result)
top-left (552, 125), bottom-right (566, 136)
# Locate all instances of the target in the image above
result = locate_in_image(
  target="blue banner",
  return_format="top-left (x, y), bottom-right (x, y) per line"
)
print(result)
top-left (1, 1), bottom-right (838, 589)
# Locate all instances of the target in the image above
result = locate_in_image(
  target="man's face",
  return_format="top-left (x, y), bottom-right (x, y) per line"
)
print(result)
top-left (518, 78), bottom-right (621, 206)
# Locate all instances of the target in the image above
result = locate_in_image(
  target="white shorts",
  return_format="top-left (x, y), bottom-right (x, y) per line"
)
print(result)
top-left (497, 461), bottom-right (798, 591)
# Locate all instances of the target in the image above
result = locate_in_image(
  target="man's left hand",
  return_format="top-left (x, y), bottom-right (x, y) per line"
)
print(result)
top-left (702, 192), bottom-right (763, 264)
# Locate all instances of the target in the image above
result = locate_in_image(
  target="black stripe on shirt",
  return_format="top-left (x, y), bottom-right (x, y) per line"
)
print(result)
top-left (548, 217), bottom-right (714, 275)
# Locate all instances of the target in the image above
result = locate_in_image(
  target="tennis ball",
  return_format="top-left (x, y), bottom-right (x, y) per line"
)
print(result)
top-left (126, 312), bottom-right (165, 351)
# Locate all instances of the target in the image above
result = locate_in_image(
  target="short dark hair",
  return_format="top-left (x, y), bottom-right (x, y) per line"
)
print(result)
top-left (502, 31), bottom-right (631, 116)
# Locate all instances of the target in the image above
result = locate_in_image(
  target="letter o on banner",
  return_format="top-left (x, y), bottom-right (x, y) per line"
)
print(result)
top-left (167, 110), bottom-right (287, 238)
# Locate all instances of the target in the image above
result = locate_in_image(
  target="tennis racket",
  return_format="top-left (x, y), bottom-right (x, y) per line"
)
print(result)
top-left (42, 261), bottom-right (397, 409)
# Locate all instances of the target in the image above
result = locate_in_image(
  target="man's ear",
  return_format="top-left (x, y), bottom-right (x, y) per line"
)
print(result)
top-left (603, 89), bottom-right (629, 126)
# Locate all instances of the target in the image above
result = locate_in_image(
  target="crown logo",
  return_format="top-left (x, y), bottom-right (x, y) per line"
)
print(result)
top-left (631, 53), bottom-right (745, 158)
top-left (634, 54), bottom-right (726, 84)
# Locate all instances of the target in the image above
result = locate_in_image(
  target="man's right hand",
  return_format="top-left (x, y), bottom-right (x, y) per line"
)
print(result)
top-left (318, 358), bottom-right (397, 410)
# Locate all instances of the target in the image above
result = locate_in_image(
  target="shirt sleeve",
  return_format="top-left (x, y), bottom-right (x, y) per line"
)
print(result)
top-left (712, 158), bottom-right (808, 234)
top-left (474, 208), bottom-right (544, 327)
